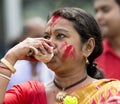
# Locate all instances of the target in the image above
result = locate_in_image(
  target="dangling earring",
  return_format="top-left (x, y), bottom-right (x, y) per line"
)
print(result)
top-left (86, 57), bottom-right (89, 65)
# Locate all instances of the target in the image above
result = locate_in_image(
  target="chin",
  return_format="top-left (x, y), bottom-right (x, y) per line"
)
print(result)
top-left (46, 62), bottom-right (56, 69)
top-left (101, 30), bottom-right (109, 38)
top-left (102, 34), bottom-right (108, 38)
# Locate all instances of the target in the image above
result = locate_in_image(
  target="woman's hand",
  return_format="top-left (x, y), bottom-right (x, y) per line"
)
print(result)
top-left (3, 37), bottom-right (54, 65)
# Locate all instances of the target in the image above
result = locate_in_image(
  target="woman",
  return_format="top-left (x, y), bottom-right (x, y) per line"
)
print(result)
top-left (0, 7), bottom-right (120, 104)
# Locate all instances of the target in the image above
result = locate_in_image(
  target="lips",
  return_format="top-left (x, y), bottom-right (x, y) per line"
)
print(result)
top-left (98, 22), bottom-right (107, 28)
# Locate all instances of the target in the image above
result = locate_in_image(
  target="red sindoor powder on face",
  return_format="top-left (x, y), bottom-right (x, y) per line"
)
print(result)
top-left (48, 15), bottom-right (60, 26)
top-left (62, 45), bottom-right (76, 61)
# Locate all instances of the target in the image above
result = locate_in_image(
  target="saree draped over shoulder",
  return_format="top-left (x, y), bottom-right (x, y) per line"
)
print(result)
top-left (3, 81), bottom-right (47, 104)
top-left (64, 79), bottom-right (120, 104)
top-left (3, 79), bottom-right (120, 104)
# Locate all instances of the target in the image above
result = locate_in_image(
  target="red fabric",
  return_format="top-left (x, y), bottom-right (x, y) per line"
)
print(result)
top-left (95, 38), bottom-right (120, 79)
top-left (3, 81), bottom-right (47, 104)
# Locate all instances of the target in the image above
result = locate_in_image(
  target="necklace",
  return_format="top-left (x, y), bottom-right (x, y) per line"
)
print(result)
top-left (54, 75), bottom-right (87, 103)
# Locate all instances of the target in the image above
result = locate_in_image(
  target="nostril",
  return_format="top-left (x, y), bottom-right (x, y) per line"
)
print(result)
top-left (50, 42), bottom-right (56, 49)
top-left (53, 44), bottom-right (57, 49)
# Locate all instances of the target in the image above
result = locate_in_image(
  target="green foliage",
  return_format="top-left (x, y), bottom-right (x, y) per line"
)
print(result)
top-left (23, 0), bottom-right (94, 19)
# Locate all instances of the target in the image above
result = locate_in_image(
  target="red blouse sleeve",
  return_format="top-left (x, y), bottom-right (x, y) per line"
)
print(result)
top-left (3, 81), bottom-right (47, 104)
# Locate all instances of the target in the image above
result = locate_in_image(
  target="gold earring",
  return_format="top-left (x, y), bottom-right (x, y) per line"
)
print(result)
top-left (86, 57), bottom-right (89, 65)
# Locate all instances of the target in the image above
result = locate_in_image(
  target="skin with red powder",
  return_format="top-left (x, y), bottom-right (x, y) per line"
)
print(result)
top-left (48, 15), bottom-right (60, 26)
top-left (60, 42), bottom-right (76, 61)
top-left (47, 15), bottom-right (60, 34)
top-left (47, 15), bottom-right (77, 62)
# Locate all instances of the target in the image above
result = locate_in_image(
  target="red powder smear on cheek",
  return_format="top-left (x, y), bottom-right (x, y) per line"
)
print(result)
top-left (62, 45), bottom-right (76, 61)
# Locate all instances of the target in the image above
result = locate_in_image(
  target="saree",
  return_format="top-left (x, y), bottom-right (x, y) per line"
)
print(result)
top-left (3, 81), bottom-right (47, 104)
top-left (60, 79), bottom-right (120, 104)
top-left (4, 79), bottom-right (120, 104)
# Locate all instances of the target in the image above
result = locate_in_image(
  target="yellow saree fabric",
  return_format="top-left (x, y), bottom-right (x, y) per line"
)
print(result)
top-left (71, 79), bottom-right (120, 104)
top-left (56, 79), bottom-right (120, 104)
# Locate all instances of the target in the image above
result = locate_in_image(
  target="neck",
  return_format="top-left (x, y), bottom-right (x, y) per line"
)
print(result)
top-left (54, 70), bottom-right (88, 90)
top-left (54, 75), bottom-right (87, 91)
top-left (109, 37), bottom-right (120, 56)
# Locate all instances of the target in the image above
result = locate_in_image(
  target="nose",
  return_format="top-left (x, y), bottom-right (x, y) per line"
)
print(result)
top-left (95, 11), bottom-right (103, 22)
top-left (52, 43), bottom-right (57, 49)
top-left (49, 38), bottom-right (57, 49)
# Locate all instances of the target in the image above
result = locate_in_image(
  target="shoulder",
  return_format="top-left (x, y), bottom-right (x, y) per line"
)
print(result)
top-left (5, 81), bottom-right (46, 103)
top-left (88, 79), bottom-right (120, 104)
top-left (17, 81), bottom-right (44, 92)
top-left (94, 79), bottom-right (120, 93)
top-left (96, 79), bottom-right (120, 87)
top-left (101, 79), bottom-right (120, 103)
top-left (7, 81), bottom-right (45, 95)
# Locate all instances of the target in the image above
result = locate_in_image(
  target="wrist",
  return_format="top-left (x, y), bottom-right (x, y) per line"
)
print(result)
top-left (0, 58), bottom-right (16, 73)
top-left (3, 53), bottom-right (17, 66)
top-left (0, 63), bottom-right (12, 76)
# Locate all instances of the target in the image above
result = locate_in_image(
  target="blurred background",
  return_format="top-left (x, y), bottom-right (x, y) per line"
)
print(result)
top-left (0, 0), bottom-right (94, 58)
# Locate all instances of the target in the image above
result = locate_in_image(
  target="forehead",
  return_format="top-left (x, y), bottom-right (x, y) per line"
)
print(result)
top-left (94, 0), bottom-right (117, 9)
top-left (46, 16), bottom-right (74, 31)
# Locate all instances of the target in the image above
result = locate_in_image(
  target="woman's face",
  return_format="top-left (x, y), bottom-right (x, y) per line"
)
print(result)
top-left (44, 16), bottom-right (85, 73)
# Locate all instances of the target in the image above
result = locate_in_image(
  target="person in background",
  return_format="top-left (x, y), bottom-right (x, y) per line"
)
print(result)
top-left (94, 0), bottom-right (120, 79)
top-left (7, 17), bottom-right (54, 89)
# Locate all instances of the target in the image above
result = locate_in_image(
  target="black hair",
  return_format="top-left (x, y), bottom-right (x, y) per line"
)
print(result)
top-left (115, 0), bottom-right (120, 5)
top-left (48, 7), bottom-right (104, 79)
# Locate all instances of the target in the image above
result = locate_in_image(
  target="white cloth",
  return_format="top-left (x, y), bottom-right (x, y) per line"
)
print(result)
top-left (7, 60), bottom-right (54, 90)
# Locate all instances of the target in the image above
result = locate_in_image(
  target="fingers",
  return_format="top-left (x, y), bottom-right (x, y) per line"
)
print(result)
top-left (27, 46), bottom-right (39, 56)
top-left (25, 37), bottom-right (54, 58)
top-left (42, 42), bottom-right (53, 54)
top-left (38, 38), bottom-right (55, 48)
top-left (24, 38), bottom-right (54, 62)
top-left (8, 37), bottom-right (54, 62)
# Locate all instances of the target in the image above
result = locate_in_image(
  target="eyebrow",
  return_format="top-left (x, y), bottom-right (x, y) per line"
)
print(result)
top-left (101, 5), bottom-right (110, 10)
top-left (95, 4), bottom-right (110, 10)
top-left (45, 28), bottom-right (69, 35)
top-left (54, 28), bottom-right (69, 33)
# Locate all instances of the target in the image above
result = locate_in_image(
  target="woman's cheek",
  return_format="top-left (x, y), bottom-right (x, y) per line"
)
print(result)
top-left (59, 42), bottom-right (76, 62)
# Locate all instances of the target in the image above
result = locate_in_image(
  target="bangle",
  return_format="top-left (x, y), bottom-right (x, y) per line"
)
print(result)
top-left (1, 58), bottom-right (16, 73)
top-left (0, 65), bottom-right (9, 70)
top-left (0, 73), bottom-right (11, 80)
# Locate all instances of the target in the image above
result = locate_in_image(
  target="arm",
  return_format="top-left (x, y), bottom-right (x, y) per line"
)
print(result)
top-left (0, 37), bottom-right (54, 103)
top-left (0, 53), bottom-right (16, 103)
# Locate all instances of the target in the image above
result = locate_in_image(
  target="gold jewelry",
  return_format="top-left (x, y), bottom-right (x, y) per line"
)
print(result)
top-left (54, 75), bottom-right (87, 103)
top-left (27, 46), bottom-right (39, 56)
top-left (86, 57), bottom-right (89, 65)
top-left (56, 90), bottom-right (67, 102)
top-left (1, 58), bottom-right (16, 73)
top-left (0, 73), bottom-right (11, 80)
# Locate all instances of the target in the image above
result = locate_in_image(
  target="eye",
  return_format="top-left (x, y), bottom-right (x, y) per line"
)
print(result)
top-left (102, 6), bottom-right (110, 13)
top-left (44, 35), bottom-right (50, 40)
top-left (57, 33), bottom-right (66, 39)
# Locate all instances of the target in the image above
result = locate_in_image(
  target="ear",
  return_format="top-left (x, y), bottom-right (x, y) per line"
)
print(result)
top-left (82, 38), bottom-right (95, 57)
